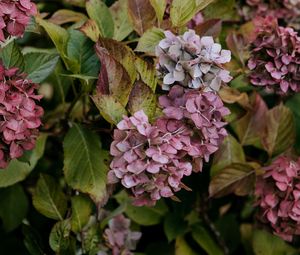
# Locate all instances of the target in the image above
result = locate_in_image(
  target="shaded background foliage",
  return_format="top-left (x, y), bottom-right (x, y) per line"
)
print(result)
top-left (0, 0), bottom-right (300, 254)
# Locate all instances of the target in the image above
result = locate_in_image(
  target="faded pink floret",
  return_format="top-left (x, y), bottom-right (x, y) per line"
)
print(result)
top-left (248, 16), bottom-right (300, 94)
top-left (0, 0), bottom-right (37, 42)
top-left (108, 86), bottom-right (229, 206)
top-left (255, 155), bottom-right (300, 242)
top-left (101, 214), bottom-right (141, 255)
top-left (156, 30), bottom-right (232, 91)
top-left (0, 63), bottom-right (43, 168)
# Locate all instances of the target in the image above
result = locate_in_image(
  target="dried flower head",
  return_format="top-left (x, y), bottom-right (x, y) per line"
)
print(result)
top-left (255, 155), bottom-right (300, 241)
top-left (248, 16), bottom-right (300, 94)
top-left (102, 214), bottom-right (142, 255)
top-left (0, 63), bottom-right (43, 168)
top-left (156, 30), bottom-right (232, 91)
top-left (0, 0), bottom-right (37, 42)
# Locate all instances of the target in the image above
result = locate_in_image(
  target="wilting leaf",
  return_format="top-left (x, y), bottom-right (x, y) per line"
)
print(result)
top-left (110, 0), bottom-right (134, 41)
top-left (195, 19), bottom-right (222, 38)
top-left (97, 38), bottom-right (136, 83)
top-left (86, 0), bottom-right (114, 38)
top-left (226, 32), bottom-right (249, 66)
top-left (219, 87), bottom-right (251, 109)
top-left (24, 52), bottom-right (60, 83)
top-left (71, 195), bottom-right (93, 233)
top-left (231, 93), bottom-right (267, 147)
top-left (95, 44), bottom-right (132, 105)
top-left (175, 236), bottom-right (198, 255)
top-left (128, 81), bottom-right (157, 119)
top-left (150, 0), bottom-right (167, 23)
top-left (63, 124), bottom-right (109, 203)
top-left (192, 224), bottom-right (223, 255)
top-left (252, 229), bottom-right (297, 255)
top-left (128, 0), bottom-right (156, 35)
top-left (134, 57), bottom-right (157, 91)
top-left (209, 163), bottom-right (255, 198)
top-left (262, 104), bottom-right (296, 156)
top-left (48, 9), bottom-right (87, 25)
top-left (211, 135), bottom-right (246, 176)
top-left (92, 94), bottom-right (127, 124)
top-left (0, 184), bottom-right (29, 232)
top-left (0, 40), bottom-right (24, 70)
top-left (0, 134), bottom-right (48, 188)
top-left (79, 19), bottom-right (100, 42)
top-left (33, 174), bottom-right (67, 220)
top-left (135, 27), bottom-right (165, 54)
top-left (170, 0), bottom-right (197, 27)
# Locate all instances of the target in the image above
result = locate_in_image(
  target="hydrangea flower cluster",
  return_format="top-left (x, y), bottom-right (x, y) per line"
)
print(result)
top-left (0, 63), bottom-right (43, 168)
top-left (255, 155), bottom-right (300, 241)
top-left (248, 16), bottom-right (300, 94)
top-left (156, 30), bottom-right (232, 91)
top-left (99, 214), bottom-right (142, 255)
top-left (0, 0), bottom-right (37, 42)
top-left (241, 0), bottom-right (300, 27)
top-left (108, 85), bottom-right (229, 206)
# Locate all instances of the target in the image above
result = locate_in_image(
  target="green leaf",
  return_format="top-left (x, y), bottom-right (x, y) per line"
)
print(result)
top-left (209, 163), bottom-right (255, 198)
top-left (135, 57), bottom-right (157, 91)
top-left (49, 220), bottom-right (72, 253)
top-left (0, 184), bottom-right (28, 232)
top-left (67, 29), bottom-right (100, 76)
top-left (262, 104), bottom-right (296, 156)
top-left (24, 52), bottom-right (59, 83)
top-left (22, 224), bottom-right (45, 255)
top-left (92, 94), bottom-right (127, 124)
top-left (110, 0), bottom-right (134, 41)
top-left (203, 0), bottom-right (238, 21)
top-left (115, 191), bottom-right (168, 226)
top-left (0, 134), bottom-right (48, 188)
top-left (196, 0), bottom-right (215, 12)
top-left (128, 0), bottom-right (157, 36)
top-left (86, 0), bottom-right (114, 38)
top-left (0, 40), bottom-right (24, 70)
top-left (71, 195), bottom-right (93, 233)
top-left (33, 174), bottom-right (67, 220)
top-left (211, 135), bottom-right (246, 177)
top-left (164, 213), bottom-right (188, 242)
top-left (135, 27), bottom-right (165, 54)
top-left (252, 229), bottom-right (297, 255)
top-left (63, 124), bottom-right (109, 203)
top-left (170, 0), bottom-right (197, 27)
top-left (150, 0), bottom-right (167, 23)
top-left (175, 236), bottom-right (197, 255)
top-left (128, 81), bottom-right (157, 120)
top-left (192, 224), bottom-right (223, 255)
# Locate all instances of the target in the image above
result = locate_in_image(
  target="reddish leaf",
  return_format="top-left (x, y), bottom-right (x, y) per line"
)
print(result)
top-left (194, 19), bottom-right (222, 38)
top-left (226, 32), bottom-right (249, 66)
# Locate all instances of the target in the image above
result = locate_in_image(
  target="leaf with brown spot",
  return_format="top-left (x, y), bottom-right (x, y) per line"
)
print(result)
top-left (135, 57), bottom-right (157, 91)
top-left (128, 0), bottom-right (157, 35)
top-left (79, 19), bottom-right (100, 42)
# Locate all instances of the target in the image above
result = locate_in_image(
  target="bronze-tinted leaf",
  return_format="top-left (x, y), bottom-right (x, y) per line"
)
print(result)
top-left (226, 32), bottom-right (249, 66)
top-left (49, 9), bottom-right (87, 25)
top-left (79, 19), bottom-right (100, 42)
top-left (195, 19), bottom-right (222, 38)
top-left (262, 104), bottom-right (296, 156)
top-left (219, 87), bottom-right (251, 109)
top-left (128, 0), bottom-right (156, 35)
top-left (209, 163), bottom-right (255, 198)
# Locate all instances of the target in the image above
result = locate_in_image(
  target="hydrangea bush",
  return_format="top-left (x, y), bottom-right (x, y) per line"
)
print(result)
top-left (1, 0), bottom-right (300, 254)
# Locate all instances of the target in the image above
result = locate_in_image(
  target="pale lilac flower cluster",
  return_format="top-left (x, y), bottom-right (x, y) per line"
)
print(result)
top-left (108, 85), bottom-right (229, 206)
top-left (156, 30), bottom-right (232, 91)
top-left (0, 0), bottom-right (37, 42)
top-left (255, 156), bottom-right (300, 242)
top-left (99, 214), bottom-right (141, 255)
top-left (0, 63), bottom-right (43, 168)
top-left (248, 16), bottom-right (300, 94)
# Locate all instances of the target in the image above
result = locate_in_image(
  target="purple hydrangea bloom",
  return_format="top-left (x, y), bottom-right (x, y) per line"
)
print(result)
top-left (0, 63), bottom-right (43, 168)
top-left (248, 16), bottom-right (300, 94)
top-left (156, 30), bottom-right (232, 91)
top-left (102, 214), bottom-right (141, 255)
top-left (255, 156), bottom-right (300, 242)
top-left (0, 0), bottom-right (37, 42)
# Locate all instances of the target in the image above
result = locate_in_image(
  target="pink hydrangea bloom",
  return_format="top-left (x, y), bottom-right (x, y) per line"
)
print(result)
top-left (0, 63), bottom-right (43, 168)
top-left (255, 155), bottom-right (300, 242)
top-left (248, 16), bottom-right (300, 94)
top-left (101, 214), bottom-right (141, 255)
top-left (156, 30), bottom-right (232, 91)
top-left (0, 0), bottom-right (37, 42)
